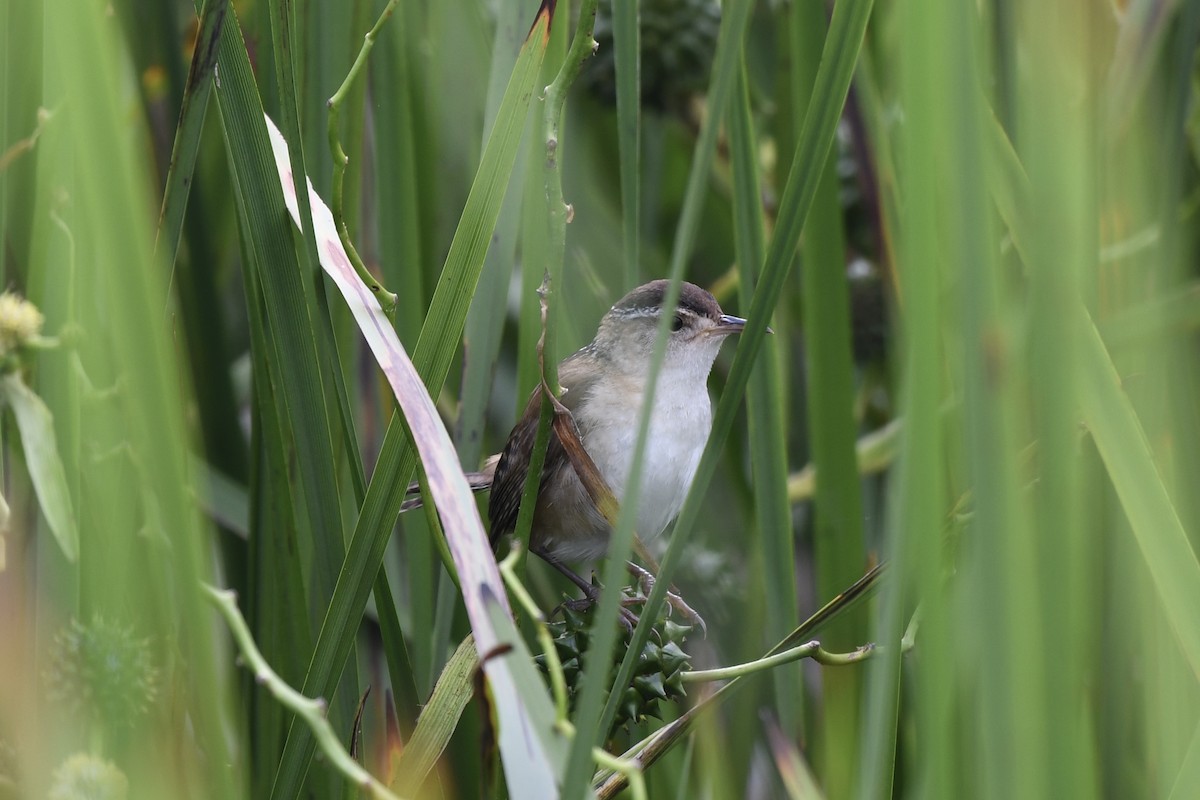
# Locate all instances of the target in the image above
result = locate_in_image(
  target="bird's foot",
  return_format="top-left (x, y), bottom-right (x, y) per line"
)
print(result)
top-left (558, 592), bottom-right (641, 632)
top-left (538, 551), bottom-right (641, 630)
top-left (626, 562), bottom-right (707, 638)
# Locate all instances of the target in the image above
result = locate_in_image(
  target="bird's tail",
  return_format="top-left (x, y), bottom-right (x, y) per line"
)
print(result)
top-left (400, 454), bottom-right (499, 511)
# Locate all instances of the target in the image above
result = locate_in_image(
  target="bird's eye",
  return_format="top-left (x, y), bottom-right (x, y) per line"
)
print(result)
top-left (671, 314), bottom-right (685, 332)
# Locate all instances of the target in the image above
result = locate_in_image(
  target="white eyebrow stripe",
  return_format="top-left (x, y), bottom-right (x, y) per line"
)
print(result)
top-left (608, 306), bottom-right (700, 321)
top-left (609, 306), bottom-right (660, 320)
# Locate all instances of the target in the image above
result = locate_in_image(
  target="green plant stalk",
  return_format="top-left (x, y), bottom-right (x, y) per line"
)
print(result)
top-left (510, 0), bottom-right (598, 580)
top-left (612, 0), bottom-right (641, 287)
top-left (542, 0), bottom-right (599, 393)
top-left (370, 0), bottom-right (434, 696)
top-left (512, 22), bottom-right (567, 581)
top-left (792, 0), bottom-right (866, 789)
top-left (1017, 0), bottom-right (1091, 794)
top-left (949, 0), bottom-right (1047, 793)
top-left (516, 13), bottom-right (566, 409)
top-left (159, 51), bottom-right (250, 532)
top-left (1079, 309), bottom-right (1200, 675)
top-left (154, 0), bottom-right (223, 266)
top-left (336, 0), bottom-right (373, 253)
top-left (459, 0), bottom-right (530, 493)
top-left (511, 399), bottom-right (553, 565)
top-left (325, 310), bottom-right (421, 736)
top-left (237, 216), bottom-right (313, 799)
top-left (506, 0), bottom-right (598, 597)
top-left (335, 379), bottom-right (422, 740)
top-left (854, 3), bottom-right (952, 796)
top-left (326, 0), bottom-right (399, 314)
top-left (512, 281), bottom-right (560, 567)
top-left (595, 0), bottom-right (872, 762)
top-left (372, 0), bottom-right (424, 346)
top-left (729, 59), bottom-right (802, 734)
top-left (205, 585), bottom-right (403, 800)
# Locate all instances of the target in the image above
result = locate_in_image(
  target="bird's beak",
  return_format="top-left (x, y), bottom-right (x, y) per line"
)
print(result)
top-left (712, 314), bottom-right (747, 336)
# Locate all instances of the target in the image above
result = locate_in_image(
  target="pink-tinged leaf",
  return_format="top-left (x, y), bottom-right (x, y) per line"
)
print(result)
top-left (263, 115), bottom-right (561, 796)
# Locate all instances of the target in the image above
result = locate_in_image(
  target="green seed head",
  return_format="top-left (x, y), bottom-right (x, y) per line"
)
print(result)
top-left (536, 586), bottom-right (693, 733)
top-left (581, 0), bottom-right (722, 116)
top-left (44, 617), bottom-right (159, 730)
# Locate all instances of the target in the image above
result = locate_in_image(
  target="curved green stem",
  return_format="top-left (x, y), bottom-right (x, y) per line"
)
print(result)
top-left (498, 544), bottom-right (569, 722)
top-left (683, 641), bottom-right (880, 684)
top-left (203, 584), bottom-right (406, 800)
top-left (326, 1), bottom-right (399, 315)
top-left (591, 744), bottom-right (647, 800)
top-left (0, 105), bottom-right (52, 173)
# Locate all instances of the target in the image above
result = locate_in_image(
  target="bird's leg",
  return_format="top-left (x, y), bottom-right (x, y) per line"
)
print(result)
top-left (534, 548), bottom-right (640, 630)
top-left (626, 561), bottom-right (707, 637)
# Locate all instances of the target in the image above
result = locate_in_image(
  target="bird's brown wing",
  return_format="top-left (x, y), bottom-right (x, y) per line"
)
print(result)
top-left (486, 352), bottom-right (597, 546)
top-left (487, 386), bottom-right (568, 545)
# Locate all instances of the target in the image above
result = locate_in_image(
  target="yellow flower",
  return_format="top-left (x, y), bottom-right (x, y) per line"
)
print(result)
top-left (0, 292), bottom-right (43, 355)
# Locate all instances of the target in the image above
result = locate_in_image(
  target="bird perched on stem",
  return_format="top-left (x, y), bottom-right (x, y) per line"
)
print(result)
top-left (486, 280), bottom-right (747, 624)
top-left (402, 280), bottom-right (748, 626)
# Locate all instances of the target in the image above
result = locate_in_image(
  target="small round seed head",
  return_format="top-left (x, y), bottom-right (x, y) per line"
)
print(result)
top-left (47, 753), bottom-right (128, 800)
top-left (44, 616), bottom-right (159, 730)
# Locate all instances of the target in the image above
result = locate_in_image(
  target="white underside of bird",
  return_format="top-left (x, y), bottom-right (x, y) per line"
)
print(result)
top-left (535, 363), bottom-right (713, 562)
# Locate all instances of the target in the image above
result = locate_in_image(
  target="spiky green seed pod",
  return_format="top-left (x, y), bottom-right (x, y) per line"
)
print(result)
top-left (581, 0), bottom-right (722, 115)
top-left (536, 586), bottom-right (693, 731)
top-left (44, 617), bottom-right (158, 730)
top-left (47, 753), bottom-right (128, 800)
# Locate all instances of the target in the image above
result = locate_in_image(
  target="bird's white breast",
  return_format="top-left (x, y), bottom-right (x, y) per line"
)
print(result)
top-left (576, 370), bottom-right (712, 541)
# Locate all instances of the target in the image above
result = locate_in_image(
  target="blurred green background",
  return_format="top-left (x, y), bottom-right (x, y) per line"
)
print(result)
top-left (2, 0), bottom-right (1200, 797)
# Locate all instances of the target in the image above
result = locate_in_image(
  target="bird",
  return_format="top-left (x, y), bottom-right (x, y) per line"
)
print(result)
top-left (485, 279), bottom-right (747, 620)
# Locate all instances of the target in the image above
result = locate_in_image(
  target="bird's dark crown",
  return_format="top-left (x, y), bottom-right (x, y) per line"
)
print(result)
top-left (608, 280), bottom-right (723, 323)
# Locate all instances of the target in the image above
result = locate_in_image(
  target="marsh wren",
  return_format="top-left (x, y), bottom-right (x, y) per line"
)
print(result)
top-left (487, 280), bottom-right (746, 604)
